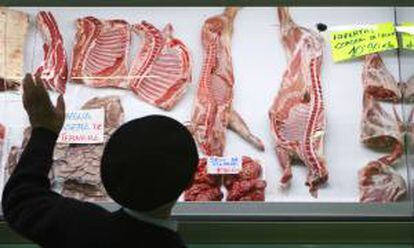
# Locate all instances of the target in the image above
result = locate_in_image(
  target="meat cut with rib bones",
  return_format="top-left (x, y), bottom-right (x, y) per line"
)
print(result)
top-left (35, 11), bottom-right (68, 94)
top-left (269, 7), bottom-right (327, 197)
top-left (188, 7), bottom-right (264, 156)
top-left (71, 17), bottom-right (130, 88)
top-left (129, 21), bottom-right (192, 110)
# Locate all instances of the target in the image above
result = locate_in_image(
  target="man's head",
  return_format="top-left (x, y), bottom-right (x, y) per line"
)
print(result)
top-left (101, 115), bottom-right (198, 212)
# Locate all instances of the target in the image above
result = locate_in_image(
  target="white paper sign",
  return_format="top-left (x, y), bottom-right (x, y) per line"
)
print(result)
top-left (57, 109), bottom-right (105, 144)
top-left (207, 156), bottom-right (242, 175)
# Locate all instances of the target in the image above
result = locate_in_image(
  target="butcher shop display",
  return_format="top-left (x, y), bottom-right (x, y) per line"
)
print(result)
top-left (269, 7), bottom-right (327, 197)
top-left (358, 54), bottom-right (407, 203)
top-left (185, 156), bottom-right (266, 202)
top-left (2, 6), bottom-right (414, 209)
top-left (71, 17), bottom-right (131, 88)
top-left (129, 21), bottom-right (192, 110)
top-left (188, 7), bottom-right (264, 157)
top-left (35, 11), bottom-right (68, 94)
top-left (0, 7), bottom-right (29, 91)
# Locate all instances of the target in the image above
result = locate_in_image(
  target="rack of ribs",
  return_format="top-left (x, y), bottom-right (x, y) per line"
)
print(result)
top-left (0, 7), bottom-right (29, 91)
top-left (188, 7), bottom-right (264, 157)
top-left (269, 7), bottom-right (327, 197)
top-left (129, 21), bottom-right (192, 110)
top-left (71, 17), bottom-right (130, 88)
top-left (358, 54), bottom-right (406, 203)
top-left (35, 11), bottom-right (68, 94)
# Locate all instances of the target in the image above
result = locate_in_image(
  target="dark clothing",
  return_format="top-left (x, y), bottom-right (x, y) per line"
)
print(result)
top-left (2, 128), bottom-right (186, 248)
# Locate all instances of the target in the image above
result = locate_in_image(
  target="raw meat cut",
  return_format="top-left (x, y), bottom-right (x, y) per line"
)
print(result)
top-left (129, 21), bottom-right (192, 110)
top-left (5, 96), bottom-right (124, 202)
top-left (34, 11), bottom-right (68, 94)
top-left (184, 158), bottom-right (223, 201)
top-left (188, 7), bottom-right (264, 156)
top-left (0, 7), bottom-right (29, 91)
top-left (359, 161), bottom-right (406, 203)
top-left (269, 7), bottom-right (327, 197)
top-left (403, 76), bottom-right (414, 102)
top-left (362, 54), bottom-right (401, 102)
top-left (53, 96), bottom-right (124, 201)
top-left (224, 156), bottom-right (266, 201)
top-left (71, 17), bottom-right (130, 88)
top-left (358, 93), bottom-right (406, 203)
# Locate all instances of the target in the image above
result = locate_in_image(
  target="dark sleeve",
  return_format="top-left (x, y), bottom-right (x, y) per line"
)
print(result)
top-left (1, 128), bottom-right (111, 247)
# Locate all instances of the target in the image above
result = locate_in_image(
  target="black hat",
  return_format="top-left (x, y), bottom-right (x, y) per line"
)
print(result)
top-left (101, 115), bottom-right (199, 211)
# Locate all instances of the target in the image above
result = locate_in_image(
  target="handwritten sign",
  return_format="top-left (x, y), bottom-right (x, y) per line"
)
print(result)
top-left (330, 22), bottom-right (398, 62)
top-left (57, 109), bottom-right (105, 144)
top-left (401, 23), bottom-right (414, 50)
top-left (207, 156), bottom-right (242, 174)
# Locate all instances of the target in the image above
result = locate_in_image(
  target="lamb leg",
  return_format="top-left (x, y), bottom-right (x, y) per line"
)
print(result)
top-left (228, 109), bottom-right (265, 151)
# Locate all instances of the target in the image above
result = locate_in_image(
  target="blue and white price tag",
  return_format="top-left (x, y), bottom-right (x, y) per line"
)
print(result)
top-left (57, 108), bottom-right (105, 144)
top-left (207, 156), bottom-right (242, 174)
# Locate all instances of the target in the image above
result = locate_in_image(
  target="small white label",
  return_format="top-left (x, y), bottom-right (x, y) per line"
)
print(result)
top-left (57, 109), bottom-right (105, 144)
top-left (207, 156), bottom-right (242, 174)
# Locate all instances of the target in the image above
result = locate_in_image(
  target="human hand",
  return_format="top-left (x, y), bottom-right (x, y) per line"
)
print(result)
top-left (22, 74), bottom-right (65, 134)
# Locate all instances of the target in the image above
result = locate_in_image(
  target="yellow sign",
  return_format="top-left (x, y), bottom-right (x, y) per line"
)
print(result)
top-left (330, 22), bottom-right (398, 62)
top-left (401, 22), bottom-right (414, 50)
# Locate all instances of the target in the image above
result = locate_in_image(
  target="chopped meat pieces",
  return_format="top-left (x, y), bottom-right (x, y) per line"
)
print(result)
top-left (0, 7), bottom-right (29, 91)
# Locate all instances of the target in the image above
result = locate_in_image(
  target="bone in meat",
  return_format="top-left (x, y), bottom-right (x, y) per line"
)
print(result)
top-left (358, 93), bottom-right (406, 203)
top-left (129, 21), bottom-right (192, 110)
top-left (71, 17), bottom-right (130, 88)
top-left (0, 7), bottom-right (29, 91)
top-left (35, 11), bottom-right (68, 94)
top-left (188, 7), bottom-right (264, 156)
top-left (362, 53), bottom-right (401, 102)
top-left (269, 7), bottom-right (327, 197)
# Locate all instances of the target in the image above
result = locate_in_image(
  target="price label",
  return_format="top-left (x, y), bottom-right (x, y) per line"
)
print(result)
top-left (207, 156), bottom-right (242, 175)
top-left (57, 109), bottom-right (105, 144)
top-left (330, 22), bottom-right (398, 62)
top-left (401, 22), bottom-right (414, 50)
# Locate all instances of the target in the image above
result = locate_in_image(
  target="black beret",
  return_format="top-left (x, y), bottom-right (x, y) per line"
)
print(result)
top-left (101, 115), bottom-right (199, 211)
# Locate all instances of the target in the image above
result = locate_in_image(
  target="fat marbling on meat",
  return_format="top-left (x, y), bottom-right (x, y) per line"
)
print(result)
top-left (129, 21), bottom-right (192, 110)
top-left (188, 7), bottom-right (264, 157)
top-left (35, 11), bottom-right (68, 94)
top-left (269, 7), bottom-right (327, 197)
top-left (71, 17), bottom-right (130, 88)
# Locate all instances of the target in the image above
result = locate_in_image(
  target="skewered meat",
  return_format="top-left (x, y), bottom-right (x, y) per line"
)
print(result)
top-left (0, 7), bottom-right (29, 91)
top-left (71, 17), bottom-right (130, 88)
top-left (35, 11), bottom-right (68, 94)
top-left (129, 22), bottom-right (192, 110)
top-left (188, 7), bottom-right (264, 156)
top-left (269, 7), bottom-right (327, 197)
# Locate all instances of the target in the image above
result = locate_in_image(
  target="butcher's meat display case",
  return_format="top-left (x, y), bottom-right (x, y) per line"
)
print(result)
top-left (0, 3), bottom-right (414, 244)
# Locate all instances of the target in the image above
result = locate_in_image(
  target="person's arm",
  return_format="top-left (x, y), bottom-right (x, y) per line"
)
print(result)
top-left (1, 74), bottom-right (109, 247)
